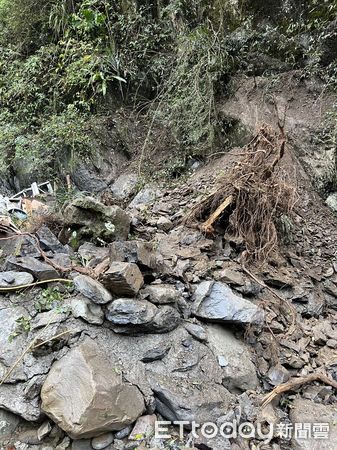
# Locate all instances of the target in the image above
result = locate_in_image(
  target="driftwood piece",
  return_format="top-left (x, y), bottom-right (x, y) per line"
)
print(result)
top-left (261, 372), bottom-right (337, 408)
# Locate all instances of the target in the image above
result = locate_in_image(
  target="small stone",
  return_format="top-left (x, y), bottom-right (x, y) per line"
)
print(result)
top-left (55, 436), bottom-right (71, 450)
top-left (73, 275), bottom-right (113, 305)
top-left (37, 226), bottom-right (67, 253)
top-left (115, 425), bottom-right (133, 440)
top-left (91, 432), bottom-right (114, 449)
top-left (71, 439), bottom-right (92, 450)
top-left (141, 346), bottom-right (171, 363)
top-left (17, 428), bottom-right (40, 445)
top-left (156, 216), bottom-right (173, 232)
top-left (266, 365), bottom-right (290, 386)
top-left (184, 323), bottom-right (208, 342)
top-left (327, 339), bottom-right (337, 348)
top-left (206, 324), bottom-right (259, 392)
top-left (129, 415), bottom-right (157, 440)
top-left (100, 262), bottom-right (144, 296)
top-left (70, 295), bottom-right (104, 325)
top-left (217, 268), bottom-right (245, 285)
top-left (325, 192), bottom-right (337, 212)
top-left (37, 421), bottom-right (52, 440)
top-left (0, 409), bottom-right (20, 438)
top-left (142, 284), bottom-right (179, 304)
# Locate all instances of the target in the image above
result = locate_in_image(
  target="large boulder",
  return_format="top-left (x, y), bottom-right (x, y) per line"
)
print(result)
top-left (192, 281), bottom-right (264, 326)
top-left (41, 340), bottom-right (145, 439)
top-left (62, 197), bottom-right (130, 243)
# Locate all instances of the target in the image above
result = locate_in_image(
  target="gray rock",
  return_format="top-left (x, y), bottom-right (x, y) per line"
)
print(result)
top-left (141, 346), bottom-right (171, 363)
top-left (71, 163), bottom-right (108, 193)
top-left (266, 365), bottom-right (290, 386)
top-left (63, 196), bottom-right (130, 242)
top-left (111, 173), bottom-right (138, 201)
top-left (0, 408), bottom-right (21, 440)
top-left (100, 262), bottom-right (144, 296)
top-left (0, 305), bottom-right (29, 382)
top-left (192, 281), bottom-right (264, 326)
top-left (128, 187), bottom-right (160, 209)
top-left (17, 428), bottom-right (40, 445)
top-left (74, 275), bottom-right (113, 305)
top-left (150, 305), bottom-right (181, 333)
top-left (37, 420), bottom-right (52, 440)
top-left (150, 373), bottom-right (233, 424)
top-left (184, 322), bottom-right (208, 342)
top-left (109, 240), bottom-right (168, 274)
top-left (37, 226), bottom-right (67, 254)
top-left (71, 439), bottom-right (93, 450)
top-left (5, 256), bottom-right (59, 281)
top-left (0, 376), bottom-right (43, 421)
top-left (326, 192), bottom-right (337, 212)
top-left (290, 398), bottom-right (337, 450)
top-left (0, 271), bottom-right (34, 288)
top-left (217, 268), bottom-right (245, 285)
top-left (55, 436), bottom-right (71, 450)
top-left (206, 324), bottom-right (259, 392)
top-left (106, 298), bottom-right (157, 327)
top-left (41, 340), bottom-right (145, 439)
top-left (142, 284), bottom-right (179, 304)
top-left (156, 216), bottom-right (173, 232)
top-left (115, 425), bottom-right (132, 440)
top-left (70, 295), bottom-right (104, 325)
top-left (78, 243), bottom-right (110, 268)
top-left (91, 432), bottom-right (114, 449)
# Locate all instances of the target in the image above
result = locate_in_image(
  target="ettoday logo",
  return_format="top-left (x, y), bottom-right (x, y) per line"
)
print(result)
top-left (155, 420), bottom-right (330, 443)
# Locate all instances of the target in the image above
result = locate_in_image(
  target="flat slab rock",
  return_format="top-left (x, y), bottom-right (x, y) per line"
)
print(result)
top-left (41, 339), bottom-right (145, 439)
top-left (192, 281), bottom-right (264, 326)
top-left (5, 256), bottom-right (59, 281)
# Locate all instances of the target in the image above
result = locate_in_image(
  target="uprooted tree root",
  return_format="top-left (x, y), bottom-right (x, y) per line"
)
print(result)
top-left (185, 124), bottom-right (298, 263)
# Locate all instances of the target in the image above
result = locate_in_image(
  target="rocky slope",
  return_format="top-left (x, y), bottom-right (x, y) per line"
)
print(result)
top-left (1, 36), bottom-right (337, 450)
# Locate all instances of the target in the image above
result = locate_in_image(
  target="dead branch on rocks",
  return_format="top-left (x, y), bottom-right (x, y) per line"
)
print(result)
top-left (0, 232), bottom-right (96, 278)
top-left (261, 372), bottom-right (337, 408)
top-left (185, 124), bottom-right (297, 263)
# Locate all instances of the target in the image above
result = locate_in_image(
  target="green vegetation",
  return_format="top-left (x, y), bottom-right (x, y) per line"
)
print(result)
top-left (35, 286), bottom-right (65, 312)
top-left (8, 316), bottom-right (31, 342)
top-left (0, 0), bottom-right (336, 182)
